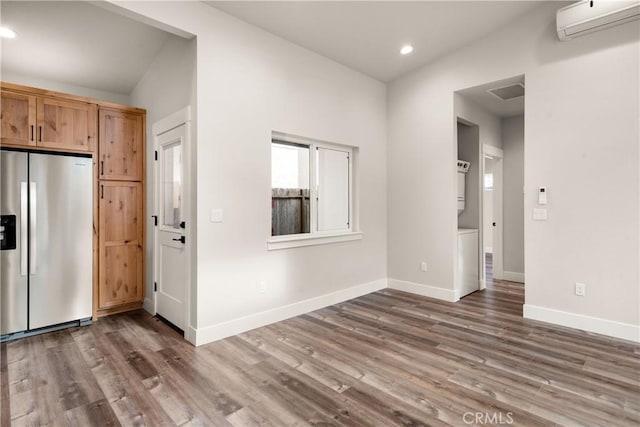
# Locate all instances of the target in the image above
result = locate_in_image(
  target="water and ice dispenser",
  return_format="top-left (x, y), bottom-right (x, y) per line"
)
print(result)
top-left (0, 215), bottom-right (16, 251)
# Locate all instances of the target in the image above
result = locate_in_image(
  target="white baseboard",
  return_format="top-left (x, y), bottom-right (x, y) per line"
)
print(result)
top-left (185, 326), bottom-right (197, 346)
top-left (387, 278), bottom-right (457, 302)
top-left (503, 271), bottom-right (525, 283)
top-left (523, 304), bottom-right (640, 343)
top-left (143, 297), bottom-right (155, 315)
top-left (193, 279), bottom-right (387, 346)
top-left (186, 278), bottom-right (637, 346)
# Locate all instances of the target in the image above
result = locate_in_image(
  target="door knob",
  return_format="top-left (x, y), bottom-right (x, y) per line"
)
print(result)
top-left (172, 236), bottom-right (186, 244)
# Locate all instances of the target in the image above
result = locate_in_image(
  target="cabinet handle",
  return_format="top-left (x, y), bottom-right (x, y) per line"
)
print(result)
top-left (30, 125), bottom-right (34, 142)
top-left (38, 126), bottom-right (42, 142)
top-left (100, 185), bottom-right (104, 199)
top-left (100, 161), bottom-right (104, 175)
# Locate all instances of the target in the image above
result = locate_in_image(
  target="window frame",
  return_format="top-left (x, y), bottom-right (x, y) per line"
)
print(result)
top-left (268, 132), bottom-right (361, 250)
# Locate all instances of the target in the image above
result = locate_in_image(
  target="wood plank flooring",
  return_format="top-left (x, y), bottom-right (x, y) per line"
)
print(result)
top-left (1, 281), bottom-right (639, 426)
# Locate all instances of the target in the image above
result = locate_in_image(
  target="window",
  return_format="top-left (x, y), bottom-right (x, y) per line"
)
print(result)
top-left (484, 173), bottom-right (494, 191)
top-left (271, 142), bottom-right (310, 236)
top-left (269, 132), bottom-right (360, 249)
top-left (162, 141), bottom-right (182, 228)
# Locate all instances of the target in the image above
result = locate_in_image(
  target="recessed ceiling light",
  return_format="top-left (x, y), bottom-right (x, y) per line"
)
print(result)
top-left (400, 44), bottom-right (414, 55)
top-left (0, 27), bottom-right (17, 39)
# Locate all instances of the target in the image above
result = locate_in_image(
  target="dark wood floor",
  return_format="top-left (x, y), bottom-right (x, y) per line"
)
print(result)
top-left (1, 279), bottom-right (639, 426)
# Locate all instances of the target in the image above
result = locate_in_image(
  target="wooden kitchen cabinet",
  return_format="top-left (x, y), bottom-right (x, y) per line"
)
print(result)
top-left (37, 97), bottom-right (96, 152)
top-left (1, 88), bottom-right (95, 152)
top-left (2, 81), bottom-right (147, 318)
top-left (1, 90), bottom-right (37, 147)
top-left (97, 105), bottom-right (146, 316)
top-left (99, 108), bottom-right (144, 181)
top-left (98, 181), bottom-right (144, 310)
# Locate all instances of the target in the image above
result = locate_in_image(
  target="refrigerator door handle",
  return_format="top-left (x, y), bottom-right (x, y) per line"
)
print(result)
top-left (20, 182), bottom-right (28, 276)
top-left (29, 182), bottom-right (36, 275)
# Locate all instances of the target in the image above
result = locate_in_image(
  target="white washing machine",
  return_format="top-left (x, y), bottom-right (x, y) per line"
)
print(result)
top-left (458, 228), bottom-right (479, 298)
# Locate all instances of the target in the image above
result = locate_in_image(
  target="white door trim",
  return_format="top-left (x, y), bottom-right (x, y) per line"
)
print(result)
top-left (482, 144), bottom-right (504, 282)
top-left (152, 106), bottom-right (194, 343)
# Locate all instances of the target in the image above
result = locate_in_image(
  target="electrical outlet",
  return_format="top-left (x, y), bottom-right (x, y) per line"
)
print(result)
top-left (575, 282), bottom-right (586, 296)
top-left (420, 261), bottom-right (428, 272)
top-left (210, 208), bottom-right (223, 223)
top-left (258, 281), bottom-right (267, 293)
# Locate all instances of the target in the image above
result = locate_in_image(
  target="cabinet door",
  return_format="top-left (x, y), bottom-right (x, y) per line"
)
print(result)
top-left (37, 97), bottom-right (95, 151)
top-left (99, 181), bottom-right (144, 308)
top-left (1, 90), bottom-right (36, 147)
top-left (99, 109), bottom-right (144, 181)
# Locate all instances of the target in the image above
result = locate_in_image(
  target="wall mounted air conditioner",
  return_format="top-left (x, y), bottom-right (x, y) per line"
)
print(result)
top-left (557, 0), bottom-right (640, 41)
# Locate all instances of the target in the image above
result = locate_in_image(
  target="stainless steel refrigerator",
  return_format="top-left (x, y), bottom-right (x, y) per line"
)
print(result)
top-left (1, 149), bottom-right (93, 340)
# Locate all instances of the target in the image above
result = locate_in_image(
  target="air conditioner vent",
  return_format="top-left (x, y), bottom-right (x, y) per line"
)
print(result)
top-left (488, 83), bottom-right (525, 101)
top-left (557, 1), bottom-right (640, 41)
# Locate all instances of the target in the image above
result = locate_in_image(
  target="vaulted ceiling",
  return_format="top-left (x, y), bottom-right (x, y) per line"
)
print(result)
top-left (0, 1), bottom-right (172, 95)
top-left (206, 1), bottom-right (547, 82)
top-left (1, 1), bottom-right (549, 95)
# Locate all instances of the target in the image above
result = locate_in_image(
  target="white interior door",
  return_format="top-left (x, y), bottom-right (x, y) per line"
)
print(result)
top-left (155, 124), bottom-right (186, 330)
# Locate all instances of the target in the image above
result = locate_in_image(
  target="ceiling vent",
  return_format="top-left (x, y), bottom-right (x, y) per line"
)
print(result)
top-left (487, 83), bottom-right (525, 101)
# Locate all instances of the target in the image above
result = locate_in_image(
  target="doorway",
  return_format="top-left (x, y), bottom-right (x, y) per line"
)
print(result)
top-left (482, 146), bottom-right (504, 284)
top-left (455, 74), bottom-right (525, 304)
top-left (152, 107), bottom-right (192, 335)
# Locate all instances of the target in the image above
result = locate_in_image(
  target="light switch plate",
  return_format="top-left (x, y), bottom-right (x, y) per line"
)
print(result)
top-left (538, 186), bottom-right (548, 205)
top-left (210, 208), bottom-right (223, 223)
top-left (533, 208), bottom-right (547, 221)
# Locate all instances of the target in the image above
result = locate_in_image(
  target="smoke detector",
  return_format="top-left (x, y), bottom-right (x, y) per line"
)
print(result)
top-left (488, 83), bottom-right (525, 101)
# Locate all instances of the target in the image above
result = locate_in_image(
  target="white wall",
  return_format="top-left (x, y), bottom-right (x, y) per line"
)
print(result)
top-left (388, 3), bottom-right (639, 339)
top-left (390, 91), bottom-right (502, 294)
top-left (525, 39), bottom-right (639, 333)
top-left (129, 35), bottom-right (198, 324)
top-left (455, 94), bottom-right (503, 150)
top-left (502, 115), bottom-right (524, 275)
top-left (130, 36), bottom-right (197, 128)
top-left (111, 1), bottom-right (387, 345)
top-left (0, 70), bottom-right (131, 105)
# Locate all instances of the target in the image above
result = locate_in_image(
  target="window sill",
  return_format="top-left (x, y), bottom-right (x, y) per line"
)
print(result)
top-left (267, 231), bottom-right (363, 250)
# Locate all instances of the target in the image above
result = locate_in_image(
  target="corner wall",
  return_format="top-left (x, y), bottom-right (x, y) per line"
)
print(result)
top-left (388, 3), bottom-right (639, 341)
top-left (110, 1), bottom-right (388, 345)
top-left (129, 35), bottom-right (198, 328)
